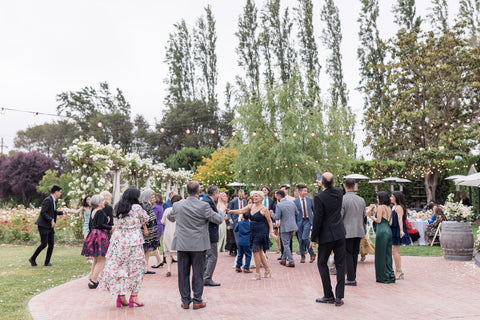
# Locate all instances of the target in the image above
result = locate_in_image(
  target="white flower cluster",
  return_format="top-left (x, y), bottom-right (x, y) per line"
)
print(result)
top-left (124, 152), bottom-right (153, 179)
top-left (65, 137), bottom-right (122, 200)
top-left (441, 193), bottom-right (474, 221)
top-left (474, 227), bottom-right (480, 253)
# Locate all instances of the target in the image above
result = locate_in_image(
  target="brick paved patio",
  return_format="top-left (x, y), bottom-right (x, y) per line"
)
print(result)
top-left (29, 252), bottom-right (480, 320)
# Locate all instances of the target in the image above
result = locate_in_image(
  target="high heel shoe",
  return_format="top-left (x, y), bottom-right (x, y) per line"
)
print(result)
top-left (116, 295), bottom-right (128, 307)
top-left (396, 270), bottom-right (404, 280)
top-left (253, 273), bottom-right (261, 280)
top-left (88, 279), bottom-right (99, 289)
top-left (151, 262), bottom-right (164, 268)
top-left (129, 295), bottom-right (145, 308)
top-left (263, 270), bottom-right (272, 278)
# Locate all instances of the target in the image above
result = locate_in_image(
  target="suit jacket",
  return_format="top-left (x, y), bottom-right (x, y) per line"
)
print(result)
top-left (168, 196), bottom-right (224, 251)
top-left (234, 220), bottom-right (251, 246)
top-left (294, 196), bottom-right (314, 226)
top-left (311, 187), bottom-right (346, 245)
top-left (35, 195), bottom-right (64, 229)
top-left (227, 198), bottom-right (247, 227)
top-left (341, 191), bottom-right (366, 239)
top-left (162, 198), bottom-right (172, 211)
top-left (203, 196), bottom-right (219, 243)
top-left (272, 198), bottom-right (298, 233)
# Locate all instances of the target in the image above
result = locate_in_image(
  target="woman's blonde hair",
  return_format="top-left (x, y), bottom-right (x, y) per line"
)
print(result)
top-left (100, 191), bottom-right (112, 205)
top-left (250, 190), bottom-right (264, 199)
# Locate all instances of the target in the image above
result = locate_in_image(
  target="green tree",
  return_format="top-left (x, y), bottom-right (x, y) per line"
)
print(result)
top-left (37, 169), bottom-right (73, 203)
top-left (428, 0), bottom-right (448, 34)
top-left (14, 120), bottom-right (79, 169)
top-left (295, 0), bottom-right (321, 109)
top-left (357, 0), bottom-right (388, 144)
top-left (56, 82), bottom-right (131, 133)
top-left (393, 0), bottom-right (422, 31)
top-left (164, 147), bottom-right (214, 171)
top-left (164, 19), bottom-right (196, 106)
top-left (261, 0), bottom-right (297, 85)
top-left (193, 147), bottom-right (238, 189)
top-left (235, 0), bottom-right (261, 100)
top-left (320, 0), bottom-right (356, 159)
top-left (230, 70), bottom-right (324, 186)
top-left (459, 0), bottom-right (480, 39)
top-left (365, 23), bottom-right (480, 201)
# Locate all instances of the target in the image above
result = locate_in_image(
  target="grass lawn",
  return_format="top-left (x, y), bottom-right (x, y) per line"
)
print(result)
top-left (0, 245), bottom-right (90, 320)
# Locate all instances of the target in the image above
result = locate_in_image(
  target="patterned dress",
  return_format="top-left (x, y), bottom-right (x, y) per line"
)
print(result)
top-left (99, 204), bottom-right (148, 295)
top-left (141, 202), bottom-right (159, 251)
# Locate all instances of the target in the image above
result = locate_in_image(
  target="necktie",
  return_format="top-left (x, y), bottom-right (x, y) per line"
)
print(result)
top-left (302, 198), bottom-right (307, 219)
top-left (264, 198), bottom-right (267, 207)
top-left (240, 199), bottom-right (243, 209)
top-left (53, 196), bottom-right (56, 211)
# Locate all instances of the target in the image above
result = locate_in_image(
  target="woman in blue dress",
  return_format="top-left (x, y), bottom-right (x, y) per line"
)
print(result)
top-left (227, 191), bottom-right (278, 280)
top-left (390, 191), bottom-right (410, 280)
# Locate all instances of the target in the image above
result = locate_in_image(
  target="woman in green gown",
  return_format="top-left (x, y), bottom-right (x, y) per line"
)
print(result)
top-left (367, 192), bottom-right (395, 284)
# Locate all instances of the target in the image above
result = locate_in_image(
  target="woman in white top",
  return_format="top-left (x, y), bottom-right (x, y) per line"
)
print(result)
top-left (160, 194), bottom-right (182, 277)
top-left (216, 192), bottom-right (229, 252)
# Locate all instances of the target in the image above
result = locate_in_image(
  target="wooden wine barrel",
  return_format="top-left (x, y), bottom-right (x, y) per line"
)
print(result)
top-left (440, 222), bottom-right (474, 261)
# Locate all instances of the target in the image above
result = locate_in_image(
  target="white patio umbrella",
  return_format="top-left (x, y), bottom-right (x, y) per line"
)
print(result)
top-left (368, 180), bottom-right (384, 193)
top-left (445, 175), bottom-right (467, 199)
top-left (382, 177), bottom-right (399, 192)
top-left (395, 178), bottom-right (412, 192)
top-left (344, 174), bottom-right (370, 192)
top-left (226, 182), bottom-right (246, 192)
top-left (455, 173), bottom-right (480, 187)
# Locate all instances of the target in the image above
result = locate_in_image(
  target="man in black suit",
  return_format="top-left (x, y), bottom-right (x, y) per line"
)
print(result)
top-left (29, 185), bottom-right (66, 267)
top-left (203, 185), bottom-right (222, 286)
top-left (310, 173), bottom-right (346, 307)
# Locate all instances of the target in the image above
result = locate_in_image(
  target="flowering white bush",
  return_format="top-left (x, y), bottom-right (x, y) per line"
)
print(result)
top-left (65, 136), bottom-right (124, 201)
top-left (474, 227), bottom-right (480, 253)
top-left (123, 152), bottom-right (153, 187)
top-left (441, 193), bottom-right (475, 221)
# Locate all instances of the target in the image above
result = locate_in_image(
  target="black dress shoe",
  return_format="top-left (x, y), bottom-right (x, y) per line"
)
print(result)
top-left (345, 280), bottom-right (357, 286)
top-left (151, 263), bottom-right (164, 268)
top-left (44, 263), bottom-right (54, 267)
top-left (315, 297), bottom-right (335, 304)
top-left (172, 258), bottom-right (177, 263)
top-left (29, 258), bottom-right (37, 267)
top-left (204, 281), bottom-right (220, 287)
top-left (335, 299), bottom-right (344, 307)
top-left (145, 271), bottom-right (156, 274)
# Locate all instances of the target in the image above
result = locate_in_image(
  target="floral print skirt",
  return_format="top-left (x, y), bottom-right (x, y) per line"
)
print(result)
top-left (81, 229), bottom-right (109, 257)
top-left (99, 241), bottom-right (146, 295)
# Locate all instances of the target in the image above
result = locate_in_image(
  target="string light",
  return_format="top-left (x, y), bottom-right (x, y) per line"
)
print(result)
top-left (97, 121), bottom-right (103, 128)
top-left (0, 108), bottom-right (5, 115)
top-left (232, 131), bottom-right (236, 136)
top-left (210, 129), bottom-right (215, 134)
top-left (274, 132), bottom-right (279, 137)
top-left (186, 129), bottom-right (191, 134)
top-left (252, 131), bottom-right (257, 136)
top-left (292, 131), bottom-right (297, 137)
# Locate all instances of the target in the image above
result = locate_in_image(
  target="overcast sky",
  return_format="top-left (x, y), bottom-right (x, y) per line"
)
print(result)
top-left (0, 0), bottom-right (460, 158)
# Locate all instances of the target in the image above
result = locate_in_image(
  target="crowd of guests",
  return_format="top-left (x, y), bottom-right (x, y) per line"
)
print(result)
top-left (30, 174), bottom-right (462, 309)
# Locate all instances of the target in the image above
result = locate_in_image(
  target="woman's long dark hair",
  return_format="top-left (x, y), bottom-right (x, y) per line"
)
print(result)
top-left (392, 191), bottom-right (407, 218)
top-left (377, 191), bottom-right (391, 206)
top-left (114, 188), bottom-right (140, 218)
top-left (81, 195), bottom-right (93, 207)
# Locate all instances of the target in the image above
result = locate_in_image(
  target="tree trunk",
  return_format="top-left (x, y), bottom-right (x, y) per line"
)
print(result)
top-left (424, 171), bottom-right (439, 202)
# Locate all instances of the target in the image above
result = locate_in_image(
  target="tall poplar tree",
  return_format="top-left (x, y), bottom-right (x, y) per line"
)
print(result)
top-left (428, 0), bottom-right (449, 34)
top-left (261, 0), bottom-right (297, 85)
top-left (459, 0), bottom-right (480, 39)
top-left (235, 0), bottom-right (261, 101)
top-left (295, 0), bottom-right (321, 109)
top-left (164, 19), bottom-right (196, 106)
top-left (393, 0), bottom-right (422, 31)
top-left (357, 0), bottom-right (389, 153)
top-left (320, 0), bottom-right (356, 159)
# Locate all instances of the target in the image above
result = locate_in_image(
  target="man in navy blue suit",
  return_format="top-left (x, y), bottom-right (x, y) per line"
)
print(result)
top-left (202, 185), bottom-right (222, 286)
top-left (227, 189), bottom-right (246, 243)
top-left (294, 185), bottom-right (316, 263)
top-left (29, 185), bottom-right (66, 267)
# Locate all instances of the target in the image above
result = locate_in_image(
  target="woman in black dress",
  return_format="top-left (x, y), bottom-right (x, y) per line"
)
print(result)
top-left (227, 191), bottom-right (278, 280)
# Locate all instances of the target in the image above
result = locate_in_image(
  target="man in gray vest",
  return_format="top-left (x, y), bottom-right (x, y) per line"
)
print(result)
top-left (168, 181), bottom-right (225, 310)
top-left (341, 178), bottom-right (366, 286)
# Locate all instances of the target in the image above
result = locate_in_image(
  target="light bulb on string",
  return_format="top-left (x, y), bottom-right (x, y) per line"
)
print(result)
top-left (274, 132), bottom-right (278, 137)
top-left (186, 129), bottom-right (191, 134)
top-left (160, 127), bottom-right (165, 133)
top-left (252, 131), bottom-right (257, 136)
top-left (210, 129), bottom-right (215, 134)
top-left (0, 108), bottom-right (5, 115)
top-left (292, 131), bottom-right (297, 137)
top-left (97, 121), bottom-right (103, 128)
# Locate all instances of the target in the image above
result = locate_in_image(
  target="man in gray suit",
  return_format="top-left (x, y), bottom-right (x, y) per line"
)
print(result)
top-left (272, 189), bottom-right (298, 267)
top-left (341, 178), bottom-right (366, 286)
top-left (168, 181), bottom-right (225, 310)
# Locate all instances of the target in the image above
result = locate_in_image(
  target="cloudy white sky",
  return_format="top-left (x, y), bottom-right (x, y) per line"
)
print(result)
top-left (0, 0), bottom-right (460, 157)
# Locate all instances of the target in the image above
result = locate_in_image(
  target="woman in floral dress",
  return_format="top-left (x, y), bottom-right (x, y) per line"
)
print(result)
top-left (100, 188), bottom-right (149, 308)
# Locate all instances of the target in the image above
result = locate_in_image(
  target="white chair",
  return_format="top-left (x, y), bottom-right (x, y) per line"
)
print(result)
top-left (430, 222), bottom-right (442, 246)
top-left (366, 219), bottom-right (375, 238)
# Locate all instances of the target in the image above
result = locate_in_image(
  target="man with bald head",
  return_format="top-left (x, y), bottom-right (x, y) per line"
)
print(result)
top-left (311, 172), bottom-right (346, 307)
